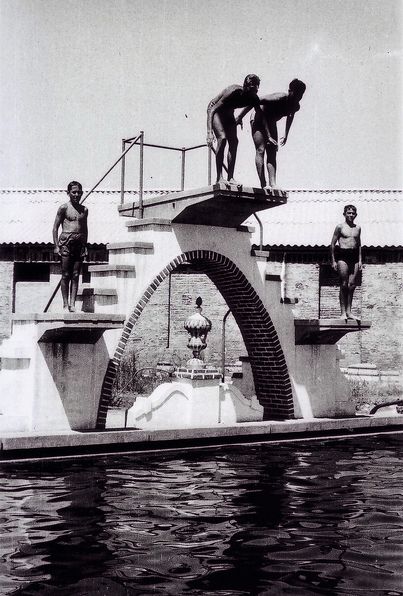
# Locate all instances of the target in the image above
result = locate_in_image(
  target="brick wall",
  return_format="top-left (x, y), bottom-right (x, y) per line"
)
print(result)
top-left (277, 260), bottom-right (402, 370)
top-left (120, 263), bottom-right (403, 370)
top-left (285, 263), bottom-right (320, 318)
top-left (126, 273), bottom-right (245, 372)
top-left (14, 265), bottom-right (61, 313)
top-left (359, 264), bottom-right (403, 370)
top-left (319, 264), bottom-right (363, 319)
top-left (98, 250), bottom-right (293, 427)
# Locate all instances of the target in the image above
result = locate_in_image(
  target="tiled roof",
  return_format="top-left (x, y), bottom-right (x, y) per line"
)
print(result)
top-left (0, 188), bottom-right (402, 249)
top-left (0, 189), bottom-right (173, 245)
top-left (247, 189), bottom-right (403, 249)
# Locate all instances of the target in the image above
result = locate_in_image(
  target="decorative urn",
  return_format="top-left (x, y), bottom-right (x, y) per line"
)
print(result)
top-left (184, 297), bottom-right (212, 368)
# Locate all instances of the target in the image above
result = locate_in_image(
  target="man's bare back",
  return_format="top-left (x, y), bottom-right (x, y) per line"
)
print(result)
top-left (206, 74), bottom-right (262, 184)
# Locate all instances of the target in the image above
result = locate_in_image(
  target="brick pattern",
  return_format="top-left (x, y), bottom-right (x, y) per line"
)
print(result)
top-left (359, 264), bottom-right (403, 369)
top-left (124, 273), bottom-right (245, 373)
top-left (278, 260), bottom-right (402, 370)
top-left (96, 250), bottom-right (294, 427)
top-left (319, 264), bottom-right (362, 319)
top-left (285, 263), bottom-right (320, 318)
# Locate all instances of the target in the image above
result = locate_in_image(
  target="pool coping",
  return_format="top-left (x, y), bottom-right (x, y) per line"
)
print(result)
top-left (1, 416), bottom-right (402, 460)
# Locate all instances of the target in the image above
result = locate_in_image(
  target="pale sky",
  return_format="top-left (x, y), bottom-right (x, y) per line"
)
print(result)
top-left (0, 0), bottom-right (402, 190)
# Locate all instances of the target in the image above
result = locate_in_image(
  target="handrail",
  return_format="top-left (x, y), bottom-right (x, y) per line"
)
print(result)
top-left (82, 133), bottom-right (141, 204)
top-left (129, 141), bottom-right (184, 152)
top-left (120, 136), bottom-right (212, 203)
top-left (253, 213), bottom-right (264, 251)
top-left (139, 131), bottom-right (144, 217)
top-left (221, 309), bottom-right (232, 382)
top-left (184, 144), bottom-right (207, 151)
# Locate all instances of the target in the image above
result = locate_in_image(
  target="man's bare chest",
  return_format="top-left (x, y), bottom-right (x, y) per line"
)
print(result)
top-left (340, 224), bottom-right (359, 239)
top-left (66, 205), bottom-right (86, 222)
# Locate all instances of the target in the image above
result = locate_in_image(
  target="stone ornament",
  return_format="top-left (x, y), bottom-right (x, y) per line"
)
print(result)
top-left (184, 297), bottom-right (212, 368)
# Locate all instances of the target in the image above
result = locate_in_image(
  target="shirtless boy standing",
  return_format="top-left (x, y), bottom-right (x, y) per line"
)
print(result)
top-left (207, 74), bottom-right (268, 185)
top-left (53, 181), bottom-right (88, 312)
top-left (331, 205), bottom-right (362, 320)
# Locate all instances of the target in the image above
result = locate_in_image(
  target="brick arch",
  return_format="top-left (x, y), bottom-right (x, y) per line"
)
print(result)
top-left (96, 250), bottom-right (294, 428)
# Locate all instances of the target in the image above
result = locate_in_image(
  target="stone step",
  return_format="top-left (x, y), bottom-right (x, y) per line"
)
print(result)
top-left (88, 264), bottom-right (136, 274)
top-left (106, 241), bottom-right (154, 252)
top-left (125, 218), bottom-right (173, 230)
top-left (77, 287), bottom-right (118, 297)
top-left (76, 287), bottom-right (118, 313)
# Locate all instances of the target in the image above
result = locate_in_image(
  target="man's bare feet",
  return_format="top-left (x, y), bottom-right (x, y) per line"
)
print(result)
top-left (227, 178), bottom-right (242, 188)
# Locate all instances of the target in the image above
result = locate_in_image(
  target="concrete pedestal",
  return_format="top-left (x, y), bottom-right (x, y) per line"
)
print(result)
top-left (0, 314), bottom-right (124, 431)
top-left (125, 367), bottom-right (263, 430)
top-left (291, 344), bottom-right (354, 418)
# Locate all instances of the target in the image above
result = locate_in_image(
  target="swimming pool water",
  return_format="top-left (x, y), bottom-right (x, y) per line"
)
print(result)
top-left (0, 435), bottom-right (402, 595)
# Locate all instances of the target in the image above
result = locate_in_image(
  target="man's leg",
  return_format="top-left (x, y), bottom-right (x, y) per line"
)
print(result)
top-left (266, 145), bottom-right (277, 188)
top-left (69, 259), bottom-right (82, 312)
top-left (212, 114), bottom-right (227, 184)
top-left (226, 130), bottom-right (239, 183)
top-left (252, 128), bottom-right (266, 187)
top-left (337, 260), bottom-right (349, 319)
top-left (346, 262), bottom-right (360, 319)
top-left (266, 122), bottom-right (278, 188)
top-left (60, 256), bottom-right (71, 311)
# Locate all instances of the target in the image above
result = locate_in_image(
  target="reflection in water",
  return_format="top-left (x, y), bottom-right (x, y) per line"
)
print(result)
top-left (0, 435), bottom-right (402, 595)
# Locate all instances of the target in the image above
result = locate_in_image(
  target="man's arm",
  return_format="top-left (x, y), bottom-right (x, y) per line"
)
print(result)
top-left (330, 225), bottom-right (340, 271)
top-left (257, 105), bottom-right (277, 147)
top-left (253, 97), bottom-right (278, 146)
top-left (357, 227), bottom-right (362, 270)
top-left (83, 207), bottom-right (88, 245)
top-left (82, 207), bottom-right (89, 258)
top-left (280, 113), bottom-right (295, 146)
top-left (235, 105), bottom-right (253, 127)
top-left (52, 205), bottom-right (65, 255)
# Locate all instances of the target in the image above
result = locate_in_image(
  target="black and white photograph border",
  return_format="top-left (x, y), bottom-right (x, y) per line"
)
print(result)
top-left (0, 1), bottom-right (402, 594)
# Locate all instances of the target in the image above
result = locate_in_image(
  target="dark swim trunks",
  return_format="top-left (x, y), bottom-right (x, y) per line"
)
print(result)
top-left (58, 232), bottom-right (86, 260)
top-left (335, 247), bottom-right (359, 273)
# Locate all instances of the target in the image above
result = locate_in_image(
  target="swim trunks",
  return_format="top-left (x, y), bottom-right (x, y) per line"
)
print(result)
top-left (58, 232), bottom-right (86, 260)
top-left (335, 247), bottom-right (359, 273)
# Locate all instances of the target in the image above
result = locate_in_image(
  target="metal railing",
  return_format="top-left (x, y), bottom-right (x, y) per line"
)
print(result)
top-left (44, 130), bottom-right (266, 311)
top-left (120, 131), bottom-right (212, 212)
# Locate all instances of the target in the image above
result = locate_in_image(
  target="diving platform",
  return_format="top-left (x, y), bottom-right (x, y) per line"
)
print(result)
top-left (12, 313), bottom-right (125, 344)
top-left (295, 319), bottom-right (371, 345)
top-left (118, 183), bottom-right (287, 227)
top-left (0, 313), bottom-right (126, 433)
